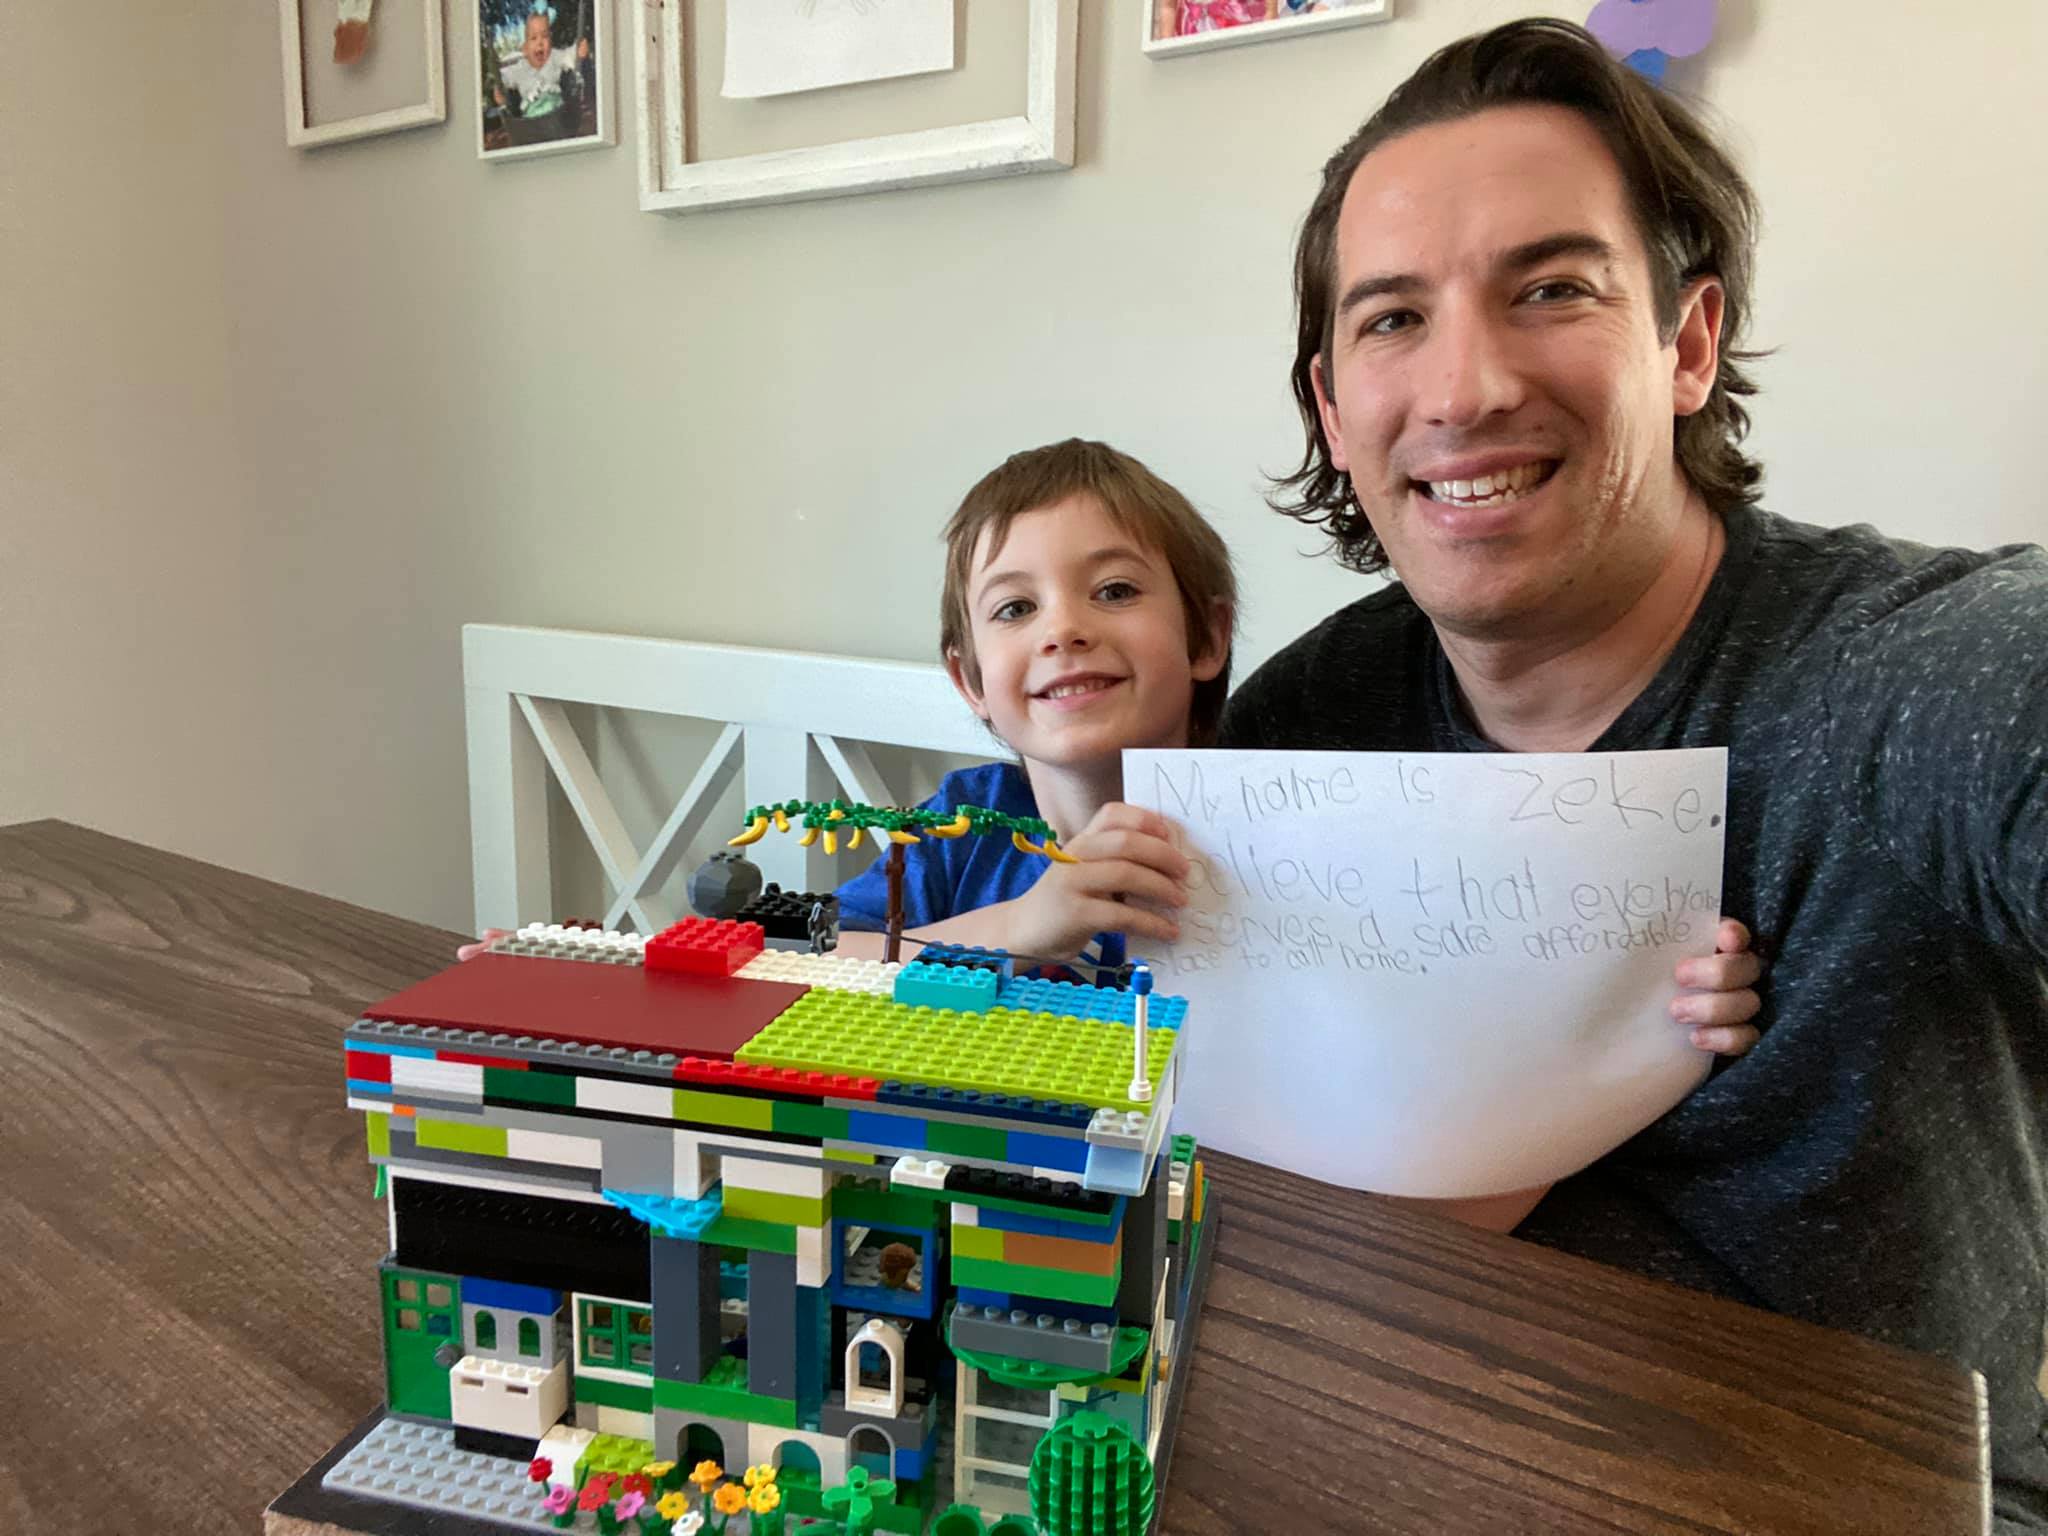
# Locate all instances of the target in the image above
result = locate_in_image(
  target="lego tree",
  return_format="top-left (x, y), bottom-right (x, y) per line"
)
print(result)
top-left (731, 798), bottom-right (1073, 962)
top-left (1027, 1412), bottom-right (1156, 1536)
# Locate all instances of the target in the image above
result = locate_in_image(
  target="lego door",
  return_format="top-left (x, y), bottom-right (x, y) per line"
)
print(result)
top-left (381, 1266), bottom-right (461, 1420)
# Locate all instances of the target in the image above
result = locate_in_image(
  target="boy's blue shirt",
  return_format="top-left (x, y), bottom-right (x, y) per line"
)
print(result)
top-left (833, 761), bottom-right (1124, 971)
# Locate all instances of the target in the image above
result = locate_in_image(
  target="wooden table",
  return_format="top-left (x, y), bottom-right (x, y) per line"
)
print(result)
top-left (0, 820), bottom-right (1990, 1536)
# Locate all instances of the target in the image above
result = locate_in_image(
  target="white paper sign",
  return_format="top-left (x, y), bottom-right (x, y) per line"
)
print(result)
top-left (1124, 748), bottom-right (1728, 1197)
top-left (723, 0), bottom-right (955, 100)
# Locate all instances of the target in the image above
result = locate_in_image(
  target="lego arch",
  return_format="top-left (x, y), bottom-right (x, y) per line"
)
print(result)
top-left (772, 1439), bottom-right (821, 1478)
top-left (842, 1317), bottom-right (905, 1418)
top-left (676, 1421), bottom-right (727, 1469)
top-left (846, 1423), bottom-right (894, 1476)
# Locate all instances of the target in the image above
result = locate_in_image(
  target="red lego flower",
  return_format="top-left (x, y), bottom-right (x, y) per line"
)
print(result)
top-left (528, 1457), bottom-right (552, 1483)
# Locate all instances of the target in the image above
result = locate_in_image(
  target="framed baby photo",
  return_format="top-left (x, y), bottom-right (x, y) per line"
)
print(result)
top-left (280, 0), bottom-right (447, 148)
top-left (477, 0), bottom-right (616, 160)
top-left (1144, 0), bottom-right (1390, 60)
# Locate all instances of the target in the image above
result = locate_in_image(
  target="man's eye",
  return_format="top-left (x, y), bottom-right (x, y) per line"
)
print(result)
top-left (990, 599), bottom-right (1032, 623)
top-left (1364, 309), bottom-right (1418, 336)
top-left (1524, 280), bottom-right (1588, 303)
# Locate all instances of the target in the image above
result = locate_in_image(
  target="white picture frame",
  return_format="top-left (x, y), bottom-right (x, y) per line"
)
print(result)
top-left (1142, 0), bottom-right (1390, 61)
top-left (476, 0), bottom-right (617, 161)
top-left (632, 0), bottom-right (1078, 216)
top-left (280, 0), bottom-right (448, 148)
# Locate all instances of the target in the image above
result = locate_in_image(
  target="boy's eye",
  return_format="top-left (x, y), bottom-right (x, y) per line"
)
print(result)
top-left (989, 598), bottom-right (1034, 623)
top-left (1095, 579), bottom-right (1141, 602)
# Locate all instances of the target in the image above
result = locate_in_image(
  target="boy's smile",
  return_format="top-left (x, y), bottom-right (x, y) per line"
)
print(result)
top-left (949, 494), bottom-right (1223, 772)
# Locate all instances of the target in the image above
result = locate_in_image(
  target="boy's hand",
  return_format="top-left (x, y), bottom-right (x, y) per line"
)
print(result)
top-left (1672, 918), bottom-right (1765, 1055)
top-left (1002, 803), bottom-right (1189, 962)
top-left (456, 929), bottom-right (512, 962)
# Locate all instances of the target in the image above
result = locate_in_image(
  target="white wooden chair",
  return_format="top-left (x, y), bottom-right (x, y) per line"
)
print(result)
top-left (463, 623), bottom-right (995, 935)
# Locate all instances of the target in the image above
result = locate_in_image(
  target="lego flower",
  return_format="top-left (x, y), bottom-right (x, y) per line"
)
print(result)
top-left (656, 1491), bottom-right (690, 1520)
top-left (713, 1483), bottom-right (748, 1516)
top-left (747, 1483), bottom-right (782, 1515)
top-left (623, 1473), bottom-right (654, 1499)
top-left (577, 1482), bottom-right (610, 1512)
top-left (690, 1461), bottom-right (723, 1493)
top-left (643, 1461), bottom-right (677, 1481)
top-left (616, 1490), bottom-right (646, 1519)
top-left (672, 1514), bottom-right (705, 1536)
top-left (743, 1464), bottom-right (777, 1490)
top-left (542, 1485), bottom-right (575, 1515)
top-left (528, 1457), bottom-right (553, 1483)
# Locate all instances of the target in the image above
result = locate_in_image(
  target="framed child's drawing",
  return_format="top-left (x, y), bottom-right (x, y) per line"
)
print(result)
top-left (477, 0), bottom-right (616, 160)
top-left (1144, 0), bottom-right (1390, 60)
top-left (279, 0), bottom-right (448, 149)
top-left (633, 0), bottom-right (1077, 216)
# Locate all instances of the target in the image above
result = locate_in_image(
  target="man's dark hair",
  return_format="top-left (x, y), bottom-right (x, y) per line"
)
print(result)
top-left (1272, 18), bottom-right (1766, 574)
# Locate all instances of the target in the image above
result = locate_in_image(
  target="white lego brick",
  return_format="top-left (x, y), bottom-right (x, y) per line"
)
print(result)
top-left (595, 1404), bottom-right (654, 1440)
top-left (449, 1356), bottom-right (568, 1438)
top-left (890, 1155), bottom-right (951, 1190)
top-left (535, 1423), bottom-right (597, 1490)
top-left (348, 1096), bottom-right (396, 1116)
top-left (796, 1223), bottom-right (827, 1288)
top-left (950, 1202), bottom-right (980, 1228)
top-left (737, 950), bottom-right (903, 995)
top-left (505, 1127), bottom-right (605, 1170)
top-left (675, 1131), bottom-right (712, 1200)
top-left (721, 1154), bottom-right (830, 1198)
top-left (577, 1077), bottom-right (672, 1118)
top-left (390, 1057), bottom-right (485, 1100)
top-left (1167, 1179), bottom-right (1187, 1223)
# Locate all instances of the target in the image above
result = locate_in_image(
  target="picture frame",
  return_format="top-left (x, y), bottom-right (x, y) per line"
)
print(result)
top-left (1143, 0), bottom-right (1390, 60)
top-left (632, 0), bottom-right (1078, 216)
top-left (476, 0), bottom-right (617, 161)
top-left (279, 0), bottom-right (448, 149)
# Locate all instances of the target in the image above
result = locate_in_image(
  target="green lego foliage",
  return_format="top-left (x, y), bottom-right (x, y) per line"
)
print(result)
top-left (737, 991), bottom-right (1175, 1112)
top-left (738, 798), bottom-right (1068, 849)
top-left (1028, 1412), bottom-right (1155, 1536)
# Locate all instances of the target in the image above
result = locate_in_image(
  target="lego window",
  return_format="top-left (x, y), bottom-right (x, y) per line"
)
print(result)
top-left (426, 1282), bottom-right (453, 1308)
top-left (395, 1279), bottom-right (420, 1303)
top-left (396, 1308), bottom-right (421, 1333)
top-left (580, 1298), bottom-right (653, 1374)
top-left (426, 1313), bottom-right (452, 1337)
top-left (842, 1226), bottom-right (924, 1295)
top-left (518, 1317), bottom-right (541, 1357)
top-left (475, 1310), bottom-right (498, 1351)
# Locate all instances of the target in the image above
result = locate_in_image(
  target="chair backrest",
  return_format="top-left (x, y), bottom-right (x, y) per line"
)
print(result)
top-left (462, 622), bottom-right (995, 935)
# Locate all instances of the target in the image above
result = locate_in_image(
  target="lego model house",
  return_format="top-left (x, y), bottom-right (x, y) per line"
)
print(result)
top-left (322, 908), bottom-right (1213, 1535)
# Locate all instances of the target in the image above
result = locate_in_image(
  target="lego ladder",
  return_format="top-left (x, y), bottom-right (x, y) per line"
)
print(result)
top-left (952, 1360), bottom-right (1054, 1518)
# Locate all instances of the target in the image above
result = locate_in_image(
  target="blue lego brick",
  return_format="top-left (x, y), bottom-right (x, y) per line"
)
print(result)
top-left (996, 977), bottom-right (1188, 1030)
top-left (873, 1080), bottom-right (1094, 1131)
top-left (603, 1185), bottom-right (723, 1240)
top-left (845, 1109), bottom-right (926, 1151)
top-left (974, 1198), bottom-right (1127, 1244)
top-left (461, 1277), bottom-right (561, 1314)
top-left (1006, 1130), bottom-right (1091, 1175)
top-left (345, 1038), bottom-right (440, 1058)
top-left (914, 943), bottom-right (1013, 976)
top-left (894, 1426), bottom-right (936, 1482)
top-left (956, 1287), bottom-right (1011, 1310)
top-left (893, 961), bottom-right (999, 1013)
top-left (1082, 1145), bottom-right (1150, 1198)
top-left (346, 1080), bottom-right (394, 1098)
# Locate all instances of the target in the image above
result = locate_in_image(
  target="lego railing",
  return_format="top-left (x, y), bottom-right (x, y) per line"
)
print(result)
top-left (462, 623), bottom-right (993, 936)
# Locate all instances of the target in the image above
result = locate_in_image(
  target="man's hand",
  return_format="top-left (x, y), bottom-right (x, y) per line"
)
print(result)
top-left (997, 803), bottom-right (1189, 962)
top-left (1672, 917), bottom-right (1766, 1055)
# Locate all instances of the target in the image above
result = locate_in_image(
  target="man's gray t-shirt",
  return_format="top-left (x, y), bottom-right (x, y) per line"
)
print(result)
top-left (1219, 503), bottom-right (2048, 1527)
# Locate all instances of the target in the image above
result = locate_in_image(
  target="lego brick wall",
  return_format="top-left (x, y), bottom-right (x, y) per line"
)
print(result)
top-left (3, 2), bottom-right (2042, 929)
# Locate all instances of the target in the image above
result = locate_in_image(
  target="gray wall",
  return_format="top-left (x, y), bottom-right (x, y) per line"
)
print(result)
top-left (3, 1), bottom-right (2043, 932)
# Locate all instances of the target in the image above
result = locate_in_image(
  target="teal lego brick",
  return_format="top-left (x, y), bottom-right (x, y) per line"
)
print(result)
top-left (893, 961), bottom-right (999, 1013)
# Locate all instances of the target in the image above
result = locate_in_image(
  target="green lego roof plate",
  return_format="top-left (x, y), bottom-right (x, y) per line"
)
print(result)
top-left (736, 989), bottom-right (1178, 1112)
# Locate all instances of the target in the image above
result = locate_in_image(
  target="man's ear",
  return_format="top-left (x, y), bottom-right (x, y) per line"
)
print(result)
top-left (1191, 598), bottom-right (1233, 684)
top-left (1310, 352), bottom-right (1351, 474)
top-left (944, 647), bottom-right (992, 722)
top-left (1670, 276), bottom-right (1724, 418)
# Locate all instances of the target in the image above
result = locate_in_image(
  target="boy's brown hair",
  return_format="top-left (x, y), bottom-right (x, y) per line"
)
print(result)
top-left (940, 439), bottom-right (1238, 745)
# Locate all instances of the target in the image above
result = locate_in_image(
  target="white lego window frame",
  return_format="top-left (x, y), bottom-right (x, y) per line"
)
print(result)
top-left (631, 0), bottom-right (1078, 215)
top-left (463, 623), bottom-right (995, 935)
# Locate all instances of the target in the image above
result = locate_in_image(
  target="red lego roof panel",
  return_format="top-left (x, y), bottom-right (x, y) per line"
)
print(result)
top-left (358, 954), bottom-right (808, 1060)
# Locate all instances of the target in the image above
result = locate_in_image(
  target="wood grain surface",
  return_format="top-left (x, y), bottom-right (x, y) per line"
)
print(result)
top-left (0, 820), bottom-right (1989, 1535)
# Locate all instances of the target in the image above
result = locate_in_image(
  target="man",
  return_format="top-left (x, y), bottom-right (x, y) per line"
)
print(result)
top-left (1220, 19), bottom-right (2048, 1528)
